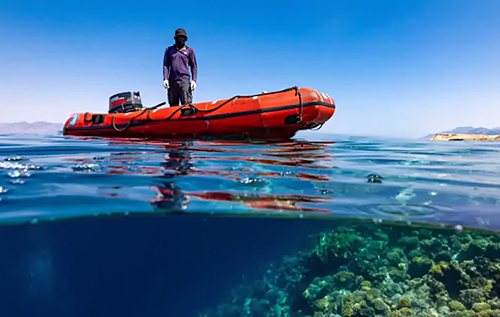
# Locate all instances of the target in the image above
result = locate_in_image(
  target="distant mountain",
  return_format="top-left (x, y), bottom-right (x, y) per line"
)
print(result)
top-left (421, 126), bottom-right (500, 140)
top-left (0, 121), bottom-right (63, 135)
top-left (445, 126), bottom-right (500, 134)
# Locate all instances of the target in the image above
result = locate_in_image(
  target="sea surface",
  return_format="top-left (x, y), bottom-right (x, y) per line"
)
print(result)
top-left (1, 131), bottom-right (500, 316)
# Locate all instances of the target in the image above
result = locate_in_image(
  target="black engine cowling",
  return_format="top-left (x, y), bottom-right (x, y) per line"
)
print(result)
top-left (108, 91), bottom-right (143, 113)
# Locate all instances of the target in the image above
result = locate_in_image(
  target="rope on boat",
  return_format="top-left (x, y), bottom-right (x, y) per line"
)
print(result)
top-left (294, 87), bottom-right (303, 122)
top-left (111, 86), bottom-right (304, 132)
top-left (146, 103), bottom-right (192, 121)
top-left (109, 102), bottom-right (165, 132)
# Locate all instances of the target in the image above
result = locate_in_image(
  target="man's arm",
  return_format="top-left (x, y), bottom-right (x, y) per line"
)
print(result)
top-left (189, 48), bottom-right (197, 82)
top-left (163, 47), bottom-right (170, 80)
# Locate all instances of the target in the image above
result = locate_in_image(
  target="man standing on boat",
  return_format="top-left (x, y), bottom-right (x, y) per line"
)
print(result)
top-left (163, 28), bottom-right (198, 107)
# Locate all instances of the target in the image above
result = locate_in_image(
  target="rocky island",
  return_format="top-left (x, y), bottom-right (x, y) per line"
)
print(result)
top-left (430, 133), bottom-right (500, 141)
top-left (427, 127), bottom-right (500, 141)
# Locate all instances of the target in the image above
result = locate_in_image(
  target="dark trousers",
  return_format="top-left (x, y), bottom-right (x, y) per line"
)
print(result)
top-left (167, 78), bottom-right (192, 106)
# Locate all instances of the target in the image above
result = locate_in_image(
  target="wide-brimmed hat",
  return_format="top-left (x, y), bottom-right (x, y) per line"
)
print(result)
top-left (174, 28), bottom-right (188, 40)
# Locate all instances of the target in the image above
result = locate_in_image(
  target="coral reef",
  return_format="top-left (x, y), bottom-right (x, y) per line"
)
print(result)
top-left (199, 222), bottom-right (500, 317)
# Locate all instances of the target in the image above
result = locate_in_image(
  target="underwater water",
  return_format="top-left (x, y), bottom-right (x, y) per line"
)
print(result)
top-left (1, 131), bottom-right (500, 316)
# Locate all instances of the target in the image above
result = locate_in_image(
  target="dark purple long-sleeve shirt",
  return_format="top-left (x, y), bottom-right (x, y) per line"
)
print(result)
top-left (163, 45), bottom-right (197, 82)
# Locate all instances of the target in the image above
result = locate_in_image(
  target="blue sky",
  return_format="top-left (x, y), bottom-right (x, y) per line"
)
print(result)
top-left (1, 0), bottom-right (499, 138)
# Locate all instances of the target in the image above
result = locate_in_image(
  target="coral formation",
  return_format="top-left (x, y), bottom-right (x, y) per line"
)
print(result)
top-left (199, 222), bottom-right (500, 317)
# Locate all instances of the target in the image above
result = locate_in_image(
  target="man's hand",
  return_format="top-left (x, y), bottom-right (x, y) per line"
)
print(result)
top-left (163, 79), bottom-right (169, 89)
top-left (190, 80), bottom-right (196, 91)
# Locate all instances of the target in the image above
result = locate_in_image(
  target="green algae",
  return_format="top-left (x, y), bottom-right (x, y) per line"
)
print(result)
top-left (199, 222), bottom-right (500, 317)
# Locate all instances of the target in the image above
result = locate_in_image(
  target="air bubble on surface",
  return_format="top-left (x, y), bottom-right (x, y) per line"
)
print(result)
top-left (4, 156), bottom-right (28, 162)
top-left (367, 173), bottom-right (383, 184)
top-left (278, 171), bottom-right (296, 177)
top-left (0, 162), bottom-right (44, 171)
top-left (319, 188), bottom-right (333, 195)
top-left (10, 178), bottom-right (25, 185)
top-left (239, 177), bottom-right (267, 186)
top-left (8, 170), bottom-right (31, 178)
top-left (72, 163), bottom-right (102, 172)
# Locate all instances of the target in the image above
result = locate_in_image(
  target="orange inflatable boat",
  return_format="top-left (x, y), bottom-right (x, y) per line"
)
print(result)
top-left (62, 86), bottom-right (335, 139)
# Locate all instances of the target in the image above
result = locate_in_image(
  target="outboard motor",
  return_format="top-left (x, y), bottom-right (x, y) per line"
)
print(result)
top-left (108, 91), bottom-right (143, 113)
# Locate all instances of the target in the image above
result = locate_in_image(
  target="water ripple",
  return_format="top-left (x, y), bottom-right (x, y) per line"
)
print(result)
top-left (0, 133), bottom-right (500, 231)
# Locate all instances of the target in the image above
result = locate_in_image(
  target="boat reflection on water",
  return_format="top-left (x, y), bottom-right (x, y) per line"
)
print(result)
top-left (185, 191), bottom-right (332, 213)
top-left (150, 180), bottom-right (188, 212)
top-left (150, 141), bottom-right (193, 211)
top-left (149, 139), bottom-right (334, 215)
top-left (96, 138), bottom-right (334, 215)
